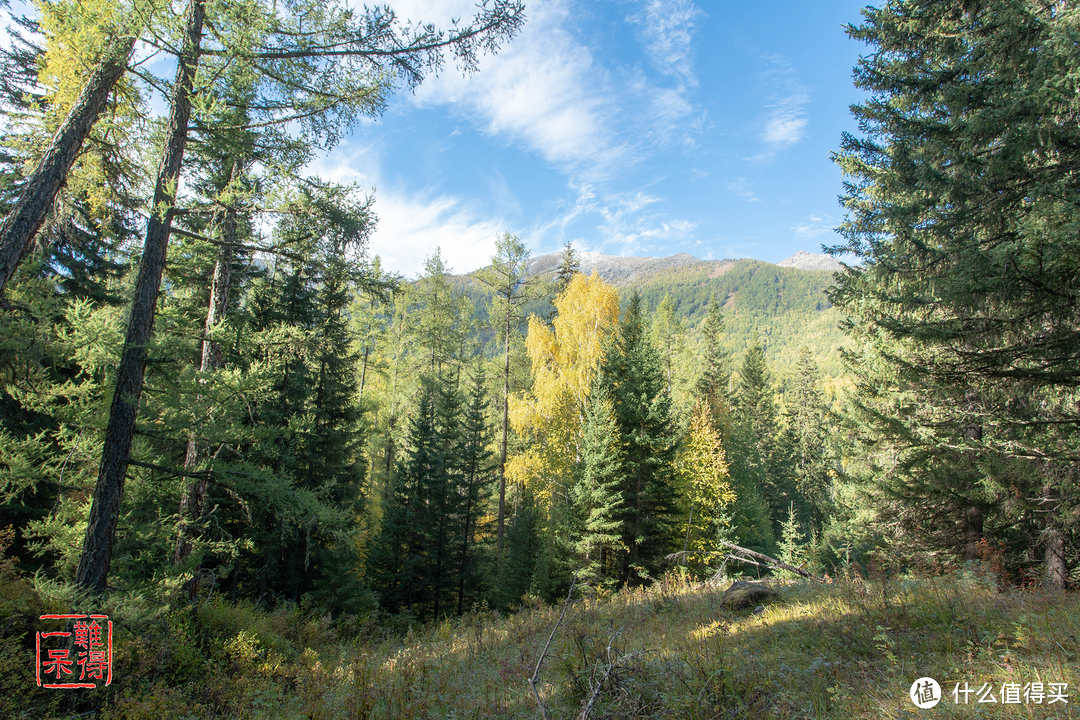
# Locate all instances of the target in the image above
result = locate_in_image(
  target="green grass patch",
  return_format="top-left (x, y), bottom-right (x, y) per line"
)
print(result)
top-left (5, 570), bottom-right (1078, 718)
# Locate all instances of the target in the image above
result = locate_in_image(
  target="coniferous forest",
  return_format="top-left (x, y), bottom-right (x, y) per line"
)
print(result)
top-left (1, 1), bottom-right (1079, 718)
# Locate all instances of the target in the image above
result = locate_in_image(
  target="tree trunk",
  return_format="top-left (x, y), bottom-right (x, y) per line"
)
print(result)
top-left (0, 30), bottom-right (138, 296)
top-left (497, 312), bottom-right (509, 559)
top-left (75, 0), bottom-right (205, 593)
top-left (174, 178), bottom-right (238, 567)
top-left (962, 422), bottom-right (983, 562)
top-left (1043, 483), bottom-right (1067, 591)
top-left (457, 471), bottom-right (475, 616)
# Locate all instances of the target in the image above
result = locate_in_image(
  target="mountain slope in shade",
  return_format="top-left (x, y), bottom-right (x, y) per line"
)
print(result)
top-left (776, 250), bottom-right (843, 272)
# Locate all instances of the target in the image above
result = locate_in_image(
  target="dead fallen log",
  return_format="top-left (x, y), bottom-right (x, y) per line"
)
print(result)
top-left (667, 540), bottom-right (825, 583)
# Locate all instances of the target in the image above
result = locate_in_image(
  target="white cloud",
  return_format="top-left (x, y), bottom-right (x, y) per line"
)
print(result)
top-left (727, 178), bottom-right (760, 202)
top-left (327, 0), bottom-right (707, 263)
top-left (748, 54), bottom-right (811, 158)
top-left (791, 214), bottom-right (837, 242)
top-left (371, 192), bottom-right (504, 277)
top-left (306, 142), bottom-right (506, 277)
top-left (628, 0), bottom-right (703, 85)
top-left (410, 0), bottom-right (625, 175)
top-left (762, 91), bottom-right (809, 148)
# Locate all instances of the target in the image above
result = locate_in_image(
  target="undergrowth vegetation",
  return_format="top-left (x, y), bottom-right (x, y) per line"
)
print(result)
top-left (5, 553), bottom-right (1077, 719)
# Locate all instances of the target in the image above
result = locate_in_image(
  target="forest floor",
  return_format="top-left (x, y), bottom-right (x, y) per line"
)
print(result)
top-left (4, 569), bottom-right (1079, 719)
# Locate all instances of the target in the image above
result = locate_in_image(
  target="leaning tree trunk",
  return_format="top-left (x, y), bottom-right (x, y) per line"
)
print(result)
top-left (75, 0), bottom-right (205, 593)
top-left (0, 29), bottom-right (138, 296)
top-left (174, 169), bottom-right (238, 568)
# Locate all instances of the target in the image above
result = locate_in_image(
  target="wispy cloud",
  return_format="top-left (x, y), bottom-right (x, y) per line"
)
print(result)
top-left (727, 178), bottom-right (761, 202)
top-left (329, 0), bottom-right (708, 266)
top-left (410, 0), bottom-right (625, 175)
top-left (762, 91), bottom-right (809, 148)
top-left (371, 192), bottom-right (504, 278)
top-left (791, 214), bottom-right (837, 243)
top-left (629, 0), bottom-right (703, 85)
top-left (747, 54), bottom-right (811, 160)
top-left (307, 142), bottom-right (505, 277)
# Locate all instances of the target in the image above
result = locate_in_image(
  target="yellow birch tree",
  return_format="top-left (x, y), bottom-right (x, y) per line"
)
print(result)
top-left (507, 271), bottom-right (620, 506)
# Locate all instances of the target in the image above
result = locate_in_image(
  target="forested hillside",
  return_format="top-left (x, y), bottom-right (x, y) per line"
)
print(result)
top-left (0, 0), bottom-right (1078, 717)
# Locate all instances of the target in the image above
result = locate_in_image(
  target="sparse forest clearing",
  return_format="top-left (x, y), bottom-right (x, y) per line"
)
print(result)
top-left (4, 564), bottom-right (1077, 719)
top-left (2, 0), bottom-right (1080, 717)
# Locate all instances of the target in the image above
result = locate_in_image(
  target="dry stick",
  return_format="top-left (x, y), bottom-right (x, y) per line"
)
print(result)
top-left (529, 574), bottom-right (577, 720)
top-left (578, 647), bottom-right (651, 720)
top-left (667, 539), bottom-right (825, 583)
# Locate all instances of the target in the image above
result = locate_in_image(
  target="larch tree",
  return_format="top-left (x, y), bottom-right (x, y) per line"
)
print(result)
top-left (675, 399), bottom-right (735, 563)
top-left (75, 0), bottom-right (526, 592)
top-left (475, 232), bottom-right (538, 561)
top-left (0, 0), bottom-right (144, 296)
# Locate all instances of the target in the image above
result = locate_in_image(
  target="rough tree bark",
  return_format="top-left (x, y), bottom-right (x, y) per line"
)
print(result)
top-left (0, 30), bottom-right (138, 297)
top-left (75, 0), bottom-right (205, 593)
top-left (962, 421), bottom-right (984, 563)
top-left (1042, 482), bottom-right (1067, 591)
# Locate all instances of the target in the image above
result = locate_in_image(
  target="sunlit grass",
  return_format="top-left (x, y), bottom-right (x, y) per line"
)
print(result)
top-left (7, 567), bottom-right (1078, 718)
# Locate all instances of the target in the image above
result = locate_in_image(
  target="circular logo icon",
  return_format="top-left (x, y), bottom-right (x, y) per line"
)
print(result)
top-left (910, 677), bottom-right (941, 709)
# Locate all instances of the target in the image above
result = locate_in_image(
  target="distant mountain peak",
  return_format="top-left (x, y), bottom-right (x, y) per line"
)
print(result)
top-left (527, 251), bottom-right (704, 285)
top-left (777, 251), bottom-right (843, 272)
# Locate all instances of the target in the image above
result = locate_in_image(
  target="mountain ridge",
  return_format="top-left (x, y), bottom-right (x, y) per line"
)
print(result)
top-left (523, 250), bottom-right (840, 285)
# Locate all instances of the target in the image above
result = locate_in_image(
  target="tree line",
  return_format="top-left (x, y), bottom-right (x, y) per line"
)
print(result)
top-left (1, 0), bottom-right (1077, 628)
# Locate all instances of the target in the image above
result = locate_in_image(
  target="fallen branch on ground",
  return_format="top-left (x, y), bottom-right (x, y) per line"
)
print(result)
top-left (668, 540), bottom-right (825, 582)
top-left (529, 574), bottom-right (577, 720)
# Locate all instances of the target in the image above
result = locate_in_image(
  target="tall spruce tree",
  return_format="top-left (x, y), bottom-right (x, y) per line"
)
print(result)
top-left (781, 348), bottom-right (832, 532)
top-left (829, 0), bottom-right (1080, 586)
top-left (571, 382), bottom-right (624, 590)
top-left (726, 337), bottom-right (778, 552)
top-left (603, 291), bottom-right (678, 584)
top-left (456, 366), bottom-right (495, 615)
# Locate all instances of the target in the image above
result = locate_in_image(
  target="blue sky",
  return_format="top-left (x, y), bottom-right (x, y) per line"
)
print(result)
top-left (313, 0), bottom-right (872, 278)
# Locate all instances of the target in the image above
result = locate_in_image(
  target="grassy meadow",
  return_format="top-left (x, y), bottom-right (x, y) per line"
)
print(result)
top-left (5, 563), bottom-right (1078, 719)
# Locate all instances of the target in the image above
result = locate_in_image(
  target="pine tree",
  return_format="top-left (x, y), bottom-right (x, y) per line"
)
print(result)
top-left (492, 485), bottom-right (542, 610)
top-left (553, 240), bottom-right (579, 294)
top-left (371, 380), bottom-right (441, 616)
top-left (693, 292), bottom-right (728, 415)
top-left (829, 0), bottom-right (1080, 586)
top-left (726, 337), bottom-right (778, 553)
top-left (603, 291), bottom-right (678, 584)
top-left (782, 348), bottom-right (832, 531)
top-left (456, 366), bottom-right (495, 615)
top-left (571, 383), bottom-right (624, 590)
top-left (650, 293), bottom-right (686, 398)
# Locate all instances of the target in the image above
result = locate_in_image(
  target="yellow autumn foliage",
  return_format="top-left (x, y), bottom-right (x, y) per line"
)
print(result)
top-left (507, 272), bottom-right (620, 503)
top-left (30, 0), bottom-right (147, 222)
top-left (675, 399), bottom-right (735, 553)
